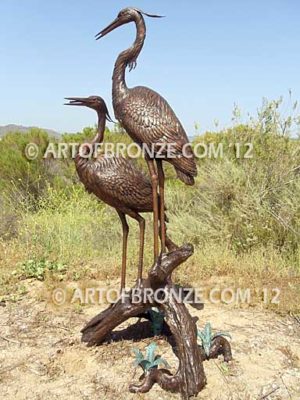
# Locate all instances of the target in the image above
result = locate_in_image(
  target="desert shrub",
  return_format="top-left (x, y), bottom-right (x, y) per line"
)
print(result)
top-left (0, 129), bottom-right (75, 205)
top-left (0, 129), bottom-right (51, 198)
top-left (0, 97), bottom-right (299, 282)
top-left (0, 195), bottom-right (20, 239)
top-left (17, 185), bottom-right (112, 262)
top-left (169, 133), bottom-right (300, 259)
top-left (169, 97), bottom-right (300, 265)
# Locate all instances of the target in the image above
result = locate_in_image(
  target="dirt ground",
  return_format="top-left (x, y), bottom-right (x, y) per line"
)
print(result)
top-left (0, 280), bottom-right (299, 400)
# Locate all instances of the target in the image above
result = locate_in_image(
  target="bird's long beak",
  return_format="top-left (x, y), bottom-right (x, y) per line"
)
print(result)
top-left (95, 17), bottom-right (124, 40)
top-left (64, 97), bottom-right (90, 106)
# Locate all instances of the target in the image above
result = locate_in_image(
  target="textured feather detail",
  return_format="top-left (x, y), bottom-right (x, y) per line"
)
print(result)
top-left (114, 86), bottom-right (198, 181)
top-left (75, 154), bottom-right (154, 213)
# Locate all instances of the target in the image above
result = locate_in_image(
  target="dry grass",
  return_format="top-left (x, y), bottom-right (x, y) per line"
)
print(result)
top-left (1, 99), bottom-right (300, 314)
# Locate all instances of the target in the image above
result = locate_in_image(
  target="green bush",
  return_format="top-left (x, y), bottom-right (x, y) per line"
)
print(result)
top-left (0, 98), bottom-right (299, 278)
top-left (0, 129), bottom-right (75, 208)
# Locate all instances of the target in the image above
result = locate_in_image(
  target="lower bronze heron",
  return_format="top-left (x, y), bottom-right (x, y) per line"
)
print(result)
top-left (65, 96), bottom-right (177, 289)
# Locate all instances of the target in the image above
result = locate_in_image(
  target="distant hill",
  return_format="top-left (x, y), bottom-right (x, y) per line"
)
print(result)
top-left (0, 124), bottom-right (60, 138)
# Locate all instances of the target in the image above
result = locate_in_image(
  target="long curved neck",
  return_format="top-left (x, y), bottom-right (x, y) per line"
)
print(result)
top-left (112, 14), bottom-right (146, 104)
top-left (92, 112), bottom-right (106, 145)
top-left (77, 113), bottom-right (105, 160)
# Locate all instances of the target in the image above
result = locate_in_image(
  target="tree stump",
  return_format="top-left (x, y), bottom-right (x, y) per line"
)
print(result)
top-left (81, 244), bottom-right (208, 399)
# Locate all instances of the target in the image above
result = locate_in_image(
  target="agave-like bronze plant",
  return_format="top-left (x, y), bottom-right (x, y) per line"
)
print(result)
top-left (133, 342), bottom-right (170, 374)
top-left (197, 323), bottom-right (232, 357)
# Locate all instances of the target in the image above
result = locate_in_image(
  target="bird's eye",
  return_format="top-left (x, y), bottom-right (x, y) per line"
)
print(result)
top-left (118, 8), bottom-right (131, 18)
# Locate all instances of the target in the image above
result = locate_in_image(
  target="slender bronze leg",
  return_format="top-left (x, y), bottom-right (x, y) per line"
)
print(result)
top-left (145, 157), bottom-right (159, 260)
top-left (156, 159), bottom-right (166, 253)
top-left (130, 212), bottom-right (145, 285)
top-left (117, 211), bottom-right (129, 291)
top-left (158, 216), bottom-right (179, 252)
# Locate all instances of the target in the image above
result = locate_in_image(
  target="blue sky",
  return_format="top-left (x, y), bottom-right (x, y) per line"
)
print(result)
top-left (0, 0), bottom-right (299, 135)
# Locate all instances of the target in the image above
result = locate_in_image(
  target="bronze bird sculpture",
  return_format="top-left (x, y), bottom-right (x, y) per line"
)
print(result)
top-left (95, 7), bottom-right (197, 260)
top-left (65, 96), bottom-right (176, 289)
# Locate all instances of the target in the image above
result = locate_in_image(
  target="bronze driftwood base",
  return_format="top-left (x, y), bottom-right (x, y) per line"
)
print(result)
top-left (81, 244), bottom-right (232, 399)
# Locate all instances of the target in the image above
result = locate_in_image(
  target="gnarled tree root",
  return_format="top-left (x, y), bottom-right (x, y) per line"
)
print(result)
top-left (81, 244), bottom-right (209, 399)
top-left (200, 337), bottom-right (233, 362)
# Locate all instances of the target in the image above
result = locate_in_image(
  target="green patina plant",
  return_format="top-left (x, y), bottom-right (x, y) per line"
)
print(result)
top-left (197, 323), bottom-right (232, 357)
top-left (133, 342), bottom-right (170, 374)
top-left (148, 307), bottom-right (165, 336)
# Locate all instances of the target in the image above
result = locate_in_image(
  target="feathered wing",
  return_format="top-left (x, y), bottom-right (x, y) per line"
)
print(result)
top-left (81, 156), bottom-right (154, 213)
top-left (118, 86), bottom-right (197, 185)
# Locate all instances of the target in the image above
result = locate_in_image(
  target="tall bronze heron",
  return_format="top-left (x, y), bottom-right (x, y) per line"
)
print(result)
top-left (65, 96), bottom-right (176, 289)
top-left (95, 7), bottom-right (197, 260)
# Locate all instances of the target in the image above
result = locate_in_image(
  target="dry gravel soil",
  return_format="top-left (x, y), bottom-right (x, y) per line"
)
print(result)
top-left (0, 280), bottom-right (299, 400)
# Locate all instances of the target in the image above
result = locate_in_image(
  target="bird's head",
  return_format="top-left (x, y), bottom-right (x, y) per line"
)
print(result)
top-left (95, 7), bottom-right (164, 40)
top-left (64, 96), bottom-right (113, 122)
